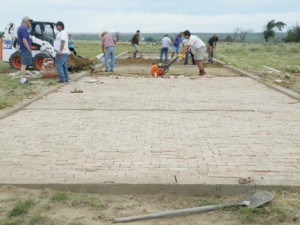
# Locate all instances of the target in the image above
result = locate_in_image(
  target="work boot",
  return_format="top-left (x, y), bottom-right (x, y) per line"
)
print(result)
top-left (199, 70), bottom-right (206, 76)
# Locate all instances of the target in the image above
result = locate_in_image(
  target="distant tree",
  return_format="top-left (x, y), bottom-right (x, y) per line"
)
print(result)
top-left (232, 27), bottom-right (253, 42)
top-left (145, 37), bottom-right (155, 42)
top-left (284, 24), bottom-right (300, 42)
top-left (239, 28), bottom-right (253, 42)
top-left (232, 27), bottom-right (241, 42)
top-left (223, 35), bottom-right (234, 42)
top-left (263, 19), bottom-right (286, 42)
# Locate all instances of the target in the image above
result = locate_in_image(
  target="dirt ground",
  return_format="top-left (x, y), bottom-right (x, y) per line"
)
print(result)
top-left (0, 186), bottom-right (299, 225)
top-left (93, 58), bottom-right (240, 78)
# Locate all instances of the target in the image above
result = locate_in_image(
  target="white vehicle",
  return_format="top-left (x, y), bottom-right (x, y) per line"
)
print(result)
top-left (2, 21), bottom-right (56, 70)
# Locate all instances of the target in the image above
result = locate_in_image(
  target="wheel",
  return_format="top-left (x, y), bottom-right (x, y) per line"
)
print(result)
top-left (9, 52), bottom-right (22, 70)
top-left (33, 53), bottom-right (51, 70)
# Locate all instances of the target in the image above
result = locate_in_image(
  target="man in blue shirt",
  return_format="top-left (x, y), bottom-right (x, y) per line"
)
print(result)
top-left (171, 32), bottom-right (183, 59)
top-left (17, 16), bottom-right (32, 84)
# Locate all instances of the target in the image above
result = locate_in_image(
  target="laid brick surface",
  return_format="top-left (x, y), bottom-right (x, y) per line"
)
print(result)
top-left (0, 75), bottom-right (299, 186)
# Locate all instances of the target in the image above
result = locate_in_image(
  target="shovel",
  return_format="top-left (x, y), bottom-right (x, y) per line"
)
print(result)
top-left (113, 191), bottom-right (274, 223)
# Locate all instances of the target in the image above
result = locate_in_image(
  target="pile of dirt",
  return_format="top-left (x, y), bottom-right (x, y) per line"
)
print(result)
top-left (117, 57), bottom-right (224, 68)
top-left (117, 57), bottom-right (157, 65)
top-left (67, 55), bottom-right (93, 70)
top-left (204, 62), bottom-right (224, 68)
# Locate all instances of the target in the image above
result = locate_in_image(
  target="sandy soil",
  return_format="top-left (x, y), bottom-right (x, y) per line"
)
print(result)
top-left (92, 57), bottom-right (240, 78)
top-left (0, 186), bottom-right (299, 225)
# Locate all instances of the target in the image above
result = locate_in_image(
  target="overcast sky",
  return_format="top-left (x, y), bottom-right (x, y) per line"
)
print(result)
top-left (1, 0), bottom-right (299, 33)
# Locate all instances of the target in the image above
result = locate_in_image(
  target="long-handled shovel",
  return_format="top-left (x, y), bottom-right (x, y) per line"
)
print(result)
top-left (113, 191), bottom-right (274, 223)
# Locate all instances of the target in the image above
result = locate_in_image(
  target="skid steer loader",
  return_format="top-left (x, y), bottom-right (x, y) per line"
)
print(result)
top-left (2, 22), bottom-right (56, 70)
top-left (2, 21), bottom-right (93, 71)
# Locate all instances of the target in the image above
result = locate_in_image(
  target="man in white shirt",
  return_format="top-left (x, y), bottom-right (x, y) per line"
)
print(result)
top-left (179, 30), bottom-right (206, 76)
top-left (160, 34), bottom-right (171, 63)
top-left (54, 21), bottom-right (70, 83)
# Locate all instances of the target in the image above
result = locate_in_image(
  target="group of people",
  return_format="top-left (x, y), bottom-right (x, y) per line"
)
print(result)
top-left (159, 32), bottom-right (219, 76)
top-left (17, 17), bottom-right (70, 84)
top-left (17, 16), bottom-right (219, 84)
top-left (99, 30), bottom-right (143, 73)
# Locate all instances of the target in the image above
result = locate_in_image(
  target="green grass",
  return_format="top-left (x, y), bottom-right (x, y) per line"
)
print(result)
top-left (216, 43), bottom-right (300, 73)
top-left (0, 221), bottom-right (19, 225)
top-left (0, 75), bottom-right (56, 109)
top-left (0, 61), bottom-right (13, 73)
top-left (74, 41), bottom-right (158, 58)
top-left (216, 42), bottom-right (300, 93)
top-left (238, 205), bottom-right (286, 223)
top-left (28, 213), bottom-right (52, 225)
top-left (8, 199), bottom-right (35, 217)
top-left (50, 191), bottom-right (68, 202)
top-left (69, 222), bottom-right (83, 225)
top-left (70, 193), bottom-right (105, 209)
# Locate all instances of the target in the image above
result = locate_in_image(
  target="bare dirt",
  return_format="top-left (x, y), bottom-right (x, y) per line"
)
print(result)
top-left (0, 186), bottom-right (299, 225)
top-left (67, 55), bottom-right (93, 70)
top-left (94, 57), bottom-right (240, 78)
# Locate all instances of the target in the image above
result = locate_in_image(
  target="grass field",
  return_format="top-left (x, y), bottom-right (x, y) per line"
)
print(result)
top-left (215, 42), bottom-right (300, 93)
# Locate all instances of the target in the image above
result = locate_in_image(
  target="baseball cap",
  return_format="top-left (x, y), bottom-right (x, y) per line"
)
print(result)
top-left (56, 21), bottom-right (65, 29)
top-left (22, 16), bottom-right (31, 22)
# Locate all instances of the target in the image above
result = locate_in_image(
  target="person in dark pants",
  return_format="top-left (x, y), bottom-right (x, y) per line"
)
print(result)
top-left (68, 34), bottom-right (77, 55)
top-left (160, 34), bottom-right (171, 63)
top-left (182, 38), bottom-right (195, 65)
top-left (54, 21), bottom-right (70, 83)
top-left (207, 34), bottom-right (219, 63)
top-left (131, 30), bottom-right (142, 58)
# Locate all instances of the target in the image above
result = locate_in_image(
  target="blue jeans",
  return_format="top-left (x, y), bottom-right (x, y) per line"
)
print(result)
top-left (160, 47), bottom-right (168, 63)
top-left (55, 54), bottom-right (69, 82)
top-left (104, 46), bottom-right (115, 71)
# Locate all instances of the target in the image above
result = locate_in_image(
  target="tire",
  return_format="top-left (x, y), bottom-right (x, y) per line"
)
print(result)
top-left (9, 52), bottom-right (22, 70)
top-left (33, 53), bottom-right (51, 70)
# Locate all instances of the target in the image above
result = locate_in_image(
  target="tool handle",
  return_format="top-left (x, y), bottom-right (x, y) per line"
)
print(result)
top-left (113, 202), bottom-right (245, 223)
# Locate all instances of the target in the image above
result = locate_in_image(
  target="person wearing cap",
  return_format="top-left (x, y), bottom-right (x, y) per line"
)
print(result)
top-left (207, 34), bottom-right (219, 63)
top-left (100, 31), bottom-right (117, 72)
top-left (17, 16), bottom-right (32, 84)
top-left (171, 32), bottom-right (183, 60)
top-left (179, 30), bottom-right (206, 76)
top-left (131, 30), bottom-right (142, 58)
top-left (160, 34), bottom-right (171, 63)
top-left (54, 21), bottom-right (70, 83)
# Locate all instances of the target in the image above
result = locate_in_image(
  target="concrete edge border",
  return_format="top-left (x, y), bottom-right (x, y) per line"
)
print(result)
top-left (1, 183), bottom-right (299, 196)
top-left (214, 58), bottom-right (300, 101)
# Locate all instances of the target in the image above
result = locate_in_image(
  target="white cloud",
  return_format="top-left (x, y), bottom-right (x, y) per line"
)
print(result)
top-left (61, 11), bottom-right (300, 33)
top-left (1, 0), bottom-right (299, 33)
